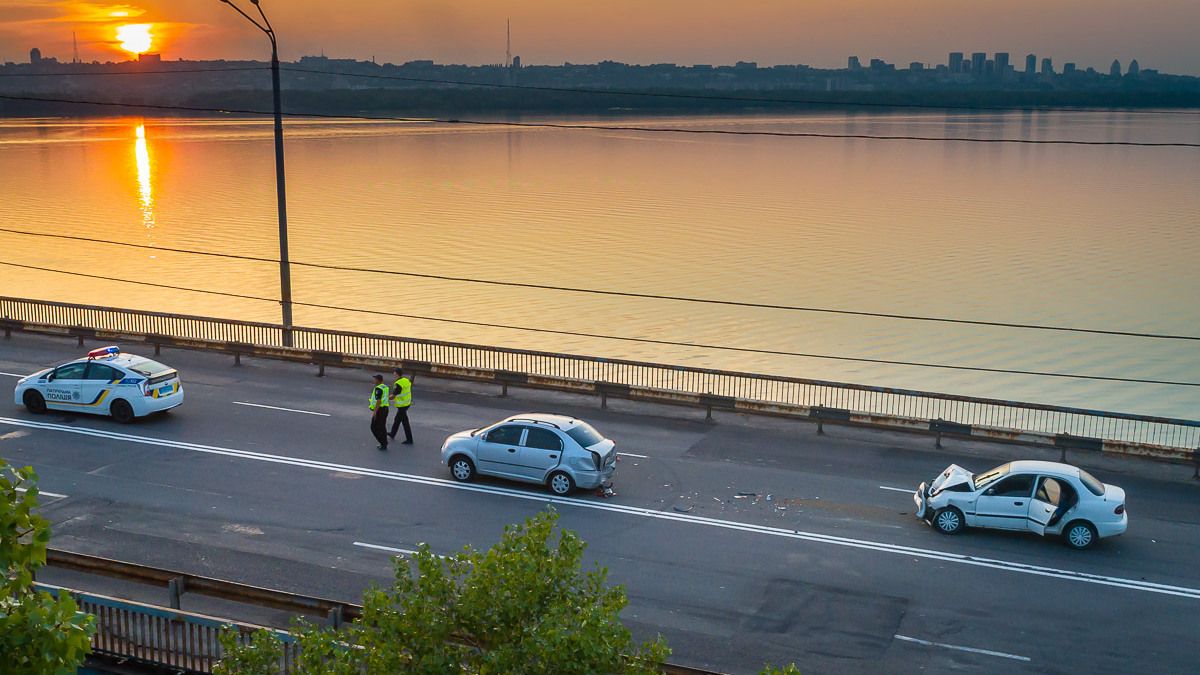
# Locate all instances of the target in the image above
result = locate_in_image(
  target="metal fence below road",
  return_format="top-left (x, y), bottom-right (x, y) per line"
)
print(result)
top-left (3, 295), bottom-right (1199, 459)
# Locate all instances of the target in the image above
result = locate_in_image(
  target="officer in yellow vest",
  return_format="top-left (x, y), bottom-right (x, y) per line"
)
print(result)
top-left (369, 374), bottom-right (390, 450)
top-left (388, 367), bottom-right (413, 445)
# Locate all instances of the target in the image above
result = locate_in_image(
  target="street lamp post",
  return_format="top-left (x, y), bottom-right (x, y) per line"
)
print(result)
top-left (220, 0), bottom-right (293, 346)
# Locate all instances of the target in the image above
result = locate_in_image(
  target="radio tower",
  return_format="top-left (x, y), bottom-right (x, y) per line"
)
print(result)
top-left (505, 19), bottom-right (511, 67)
top-left (72, 31), bottom-right (79, 63)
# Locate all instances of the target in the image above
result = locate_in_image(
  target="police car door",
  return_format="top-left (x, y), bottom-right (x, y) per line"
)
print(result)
top-left (81, 362), bottom-right (122, 410)
top-left (44, 362), bottom-right (86, 409)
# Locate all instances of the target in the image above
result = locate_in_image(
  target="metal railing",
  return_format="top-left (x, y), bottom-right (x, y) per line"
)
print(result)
top-left (4, 295), bottom-right (1199, 456)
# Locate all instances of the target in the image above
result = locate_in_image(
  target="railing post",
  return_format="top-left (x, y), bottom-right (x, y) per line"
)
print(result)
top-left (1193, 448), bottom-right (1199, 480)
top-left (601, 391), bottom-right (607, 409)
top-left (326, 605), bottom-right (343, 628)
top-left (234, 352), bottom-right (242, 367)
top-left (154, 342), bottom-right (161, 356)
top-left (168, 576), bottom-right (186, 609)
top-left (500, 382), bottom-right (508, 398)
top-left (935, 431), bottom-right (943, 449)
top-left (317, 363), bottom-right (325, 377)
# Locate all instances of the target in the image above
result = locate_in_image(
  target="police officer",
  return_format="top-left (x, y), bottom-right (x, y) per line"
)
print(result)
top-left (388, 367), bottom-right (413, 445)
top-left (369, 374), bottom-right (390, 451)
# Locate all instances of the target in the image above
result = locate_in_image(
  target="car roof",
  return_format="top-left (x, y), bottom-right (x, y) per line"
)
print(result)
top-left (501, 413), bottom-right (584, 430)
top-left (62, 353), bottom-right (160, 370)
top-left (1007, 460), bottom-right (1080, 478)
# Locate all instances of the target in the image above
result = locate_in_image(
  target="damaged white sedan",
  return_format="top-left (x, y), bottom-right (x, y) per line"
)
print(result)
top-left (914, 460), bottom-right (1127, 550)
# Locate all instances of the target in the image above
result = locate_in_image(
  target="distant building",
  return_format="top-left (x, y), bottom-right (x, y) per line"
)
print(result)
top-left (848, 55), bottom-right (862, 70)
top-left (948, 52), bottom-right (964, 72)
top-left (970, 52), bottom-right (986, 76)
top-left (1109, 59), bottom-right (1121, 77)
top-left (909, 61), bottom-right (924, 71)
top-left (1041, 57), bottom-right (1053, 75)
top-left (139, 53), bottom-right (162, 64)
top-left (511, 55), bottom-right (521, 69)
top-left (868, 58), bottom-right (893, 71)
top-left (734, 61), bottom-right (757, 70)
top-left (29, 47), bottom-right (41, 64)
top-left (1063, 62), bottom-right (1077, 75)
top-left (994, 52), bottom-right (1010, 76)
top-left (1025, 53), bottom-right (1037, 74)
top-left (1127, 59), bottom-right (1140, 77)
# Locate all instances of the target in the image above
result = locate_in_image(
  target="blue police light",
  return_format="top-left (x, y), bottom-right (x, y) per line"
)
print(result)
top-left (87, 346), bottom-right (120, 360)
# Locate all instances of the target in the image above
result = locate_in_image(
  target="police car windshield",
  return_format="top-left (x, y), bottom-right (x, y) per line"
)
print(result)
top-left (124, 357), bottom-right (173, 377)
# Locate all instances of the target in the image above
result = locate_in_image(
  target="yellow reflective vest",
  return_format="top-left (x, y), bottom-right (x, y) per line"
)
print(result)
top-left (369, 383), bottom-right (390, 411)
top-left (392, 377), bottom-right (412, 407)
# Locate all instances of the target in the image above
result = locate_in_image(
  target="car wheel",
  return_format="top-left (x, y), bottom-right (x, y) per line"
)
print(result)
top-left (1063, 520), bottom-right (1097, 550)
top-left (933, 507), bottom-right (965, 535)
top-left (110, 399), bottom-right (135, 424)
top-left (22, 390), bottom-right (47, 414)
top-left (449, 456), bottom-right (475, 482)
top-left (547, 471), bottom-right (575, 496)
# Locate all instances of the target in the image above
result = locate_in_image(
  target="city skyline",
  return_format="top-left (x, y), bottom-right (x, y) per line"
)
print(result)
top-left (1, 0), bottom-right (1198, 75)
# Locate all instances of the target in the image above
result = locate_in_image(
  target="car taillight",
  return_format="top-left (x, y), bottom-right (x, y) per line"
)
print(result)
top-left (590, 451), bottom-right (602, 471)
top-left (143, 384), bottom-right (153, 397)
top-left (1114, 504), bottom-right (1125, 515)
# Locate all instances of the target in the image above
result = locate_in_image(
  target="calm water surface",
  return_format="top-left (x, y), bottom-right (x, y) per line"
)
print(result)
top-left (1, 113), bottom-right (1198, 417)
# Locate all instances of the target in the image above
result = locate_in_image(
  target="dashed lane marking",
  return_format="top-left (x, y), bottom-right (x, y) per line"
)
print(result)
top-left (879, 485), bottom-right (914, 493)
top-left (353, 541), bottom-right (444, 558)
top-left (233, 401), bottom-right (330, 417)
top-left (893, 634), bottom-right (1031, 662)
top-left (3, 415), bottom-right (1199, 601)
top-left (16, 487), bottom-right (69, 499)
top-left (0, 372), bottom-right (26, 377)
top-left (618, 452), bottom-right (648, 458)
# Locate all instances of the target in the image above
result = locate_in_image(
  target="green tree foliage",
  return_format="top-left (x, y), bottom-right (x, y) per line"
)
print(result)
top-left (0, 459), bottom-right (95, 674)
top-left (760, 664), bottom-right (801, 675)
top-left (217, 509), bottom-right (669, 674)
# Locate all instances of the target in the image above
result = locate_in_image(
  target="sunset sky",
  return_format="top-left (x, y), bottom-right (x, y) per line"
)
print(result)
top-left (2, 0), bottom-right (1198, 73)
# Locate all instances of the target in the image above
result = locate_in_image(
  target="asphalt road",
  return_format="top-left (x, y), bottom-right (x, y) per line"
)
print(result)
top-left (2, 333), bottom-right (1198, 674)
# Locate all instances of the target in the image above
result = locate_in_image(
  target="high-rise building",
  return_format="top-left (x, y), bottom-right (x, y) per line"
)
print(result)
top-left (1025, 53), bottom-right (1037, 74)
top-left (994, 52), bottom-right (1010, 75)
top-left (948, 52), bottom-right (964, 72)
top-left (971, 52), bottom-right (986, 76)
top-left (848, 55), bottom-right (862, 70)
top-left (1041, 57), bottom-right (1053, 75)
top-left (909, 62), bottom-right (924, 71)
top-left (1063, 62), bottom-right (1077, 75)
top-left (1109, 59), bottom-right (1121, 77)
top-left (29, 47), bottom-right (41, 64)
top-left (1127, 59), bottom-right (1140, 77)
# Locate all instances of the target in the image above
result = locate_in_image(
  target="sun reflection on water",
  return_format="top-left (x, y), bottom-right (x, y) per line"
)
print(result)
top-left (133, 122), bottom-right (156, 238)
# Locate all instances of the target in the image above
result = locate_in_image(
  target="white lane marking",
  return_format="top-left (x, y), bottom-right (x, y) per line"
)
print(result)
top-left (618, 452), bottom-right (648, 458)
top-left (353, 541), bottom-right (445, 558)
top-left (1, 430), bottom-right (31, 440)
top-left (232, 401), bottom-right (330, 417)
top-left (894, 634), bottom-right (1031, 662)
top-left (0, 372), bottom-right (27, 377)
top-left (16, 487), bottom-right (69, 499)
top-left (879, 486), bottom-right (914, 493)
top-left (3, 415), bottom-right (1199, 601)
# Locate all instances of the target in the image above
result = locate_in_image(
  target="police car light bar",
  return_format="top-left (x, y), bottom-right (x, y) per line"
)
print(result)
top-left (87, 346), bottom-right (120, 360)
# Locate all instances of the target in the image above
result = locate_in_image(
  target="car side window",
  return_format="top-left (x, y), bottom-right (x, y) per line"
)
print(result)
top-left (485, 425), bottom-right (524, 446)
top-left (54, 363), bottom-right (88, 380)
top-left (1035, 477), bottom-right (1063, 506)
top-left (524, 428), bottom-right (562, 451)
top-left (987, 474), bottom-right (1035, 498)
top-left (84, 364), bottom-right (120, 381)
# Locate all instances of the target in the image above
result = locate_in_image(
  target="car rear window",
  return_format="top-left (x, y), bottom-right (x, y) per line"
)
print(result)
top-left (565, 422), bottom-right (604, 448)
top-left (1078, 469), bottom-right (1105, 496)
top-left (125, 357), bottom-right (174, 377)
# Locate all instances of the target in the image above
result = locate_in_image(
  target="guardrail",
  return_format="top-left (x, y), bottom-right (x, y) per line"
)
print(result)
top-left (4, 295), bottom-right (1199, 464)
top-left (40, 549), bottom-right (721, 675)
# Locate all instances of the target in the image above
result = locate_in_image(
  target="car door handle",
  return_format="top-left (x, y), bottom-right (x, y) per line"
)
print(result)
top-left (507, 448), bottom-right (517, 453)
top-left (1013, 501), bottom-right (1025, 506)
top-left (549, 454), bottom-right (558, 459)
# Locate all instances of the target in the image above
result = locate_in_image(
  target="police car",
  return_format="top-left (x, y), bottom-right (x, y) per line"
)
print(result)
top-left (13, 346), bottom-right (184, 423)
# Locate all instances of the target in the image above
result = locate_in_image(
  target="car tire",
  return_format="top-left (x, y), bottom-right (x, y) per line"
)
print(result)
top-left (933, 507), bottom-right (965, 535)
top-left (1063, 520), bottom-right (1097, 550)
top-left (22, 390), bottom-right (47, 414)
top-left (110, 399), bottom-right (135, 424)
top-left (449, 456), bottom-right (475, 483)
top-left (547, 471), bottom-right (575, 496)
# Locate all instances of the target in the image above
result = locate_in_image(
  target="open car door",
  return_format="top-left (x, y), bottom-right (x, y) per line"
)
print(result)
top-left (1027, 476), bottom-right (1061, 535)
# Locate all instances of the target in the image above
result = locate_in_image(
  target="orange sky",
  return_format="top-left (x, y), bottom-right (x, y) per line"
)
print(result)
top-left (2, 0), bottom-right (1198, 73)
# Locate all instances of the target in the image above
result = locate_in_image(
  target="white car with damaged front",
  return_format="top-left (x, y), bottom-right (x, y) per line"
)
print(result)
top-left (914, 460), bottom-right (1126, 550)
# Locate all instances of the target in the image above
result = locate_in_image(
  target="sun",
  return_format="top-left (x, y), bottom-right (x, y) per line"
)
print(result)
top-left (116, 24), bottom-right (153, 55)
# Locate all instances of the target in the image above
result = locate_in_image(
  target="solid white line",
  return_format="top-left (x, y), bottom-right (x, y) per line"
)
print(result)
top-left (16, 487), bottom-right (69, 499)
top-left (894, 634), bottom-right (1031, 662)
top-left (232, 401), bottom-right (330, 417)
top-left (0, 372), bottom-right (26, 378)
top-left (353, 541), bottom-right (419, 556)
top-left (879, 486), bottom-right (914, 493)
top-left (3, 415), bottom-right (1198, 601)
top-left (618, 452), bottom-right (648, 458)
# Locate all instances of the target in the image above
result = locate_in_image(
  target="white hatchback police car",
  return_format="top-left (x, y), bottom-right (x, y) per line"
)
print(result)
top-left (13, 346), bottom-right (184, 423)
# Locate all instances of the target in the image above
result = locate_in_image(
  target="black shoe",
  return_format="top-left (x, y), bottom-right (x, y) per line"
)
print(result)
top-left (387, 433), bottom-right (396, 440)
top-left (377, 444), bottom-right (387, 451)
top-left (401, 440), bottom-right (413, 445)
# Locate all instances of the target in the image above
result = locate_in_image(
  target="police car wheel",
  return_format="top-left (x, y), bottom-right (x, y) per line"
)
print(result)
top-left (22, 390), bottom-right (47, 414)
top-left (110, 399), bottom-right (135, 424)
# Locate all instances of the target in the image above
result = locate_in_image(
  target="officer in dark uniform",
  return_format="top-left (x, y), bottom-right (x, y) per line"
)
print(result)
top-left (369, 374), bottom-right (390, 451)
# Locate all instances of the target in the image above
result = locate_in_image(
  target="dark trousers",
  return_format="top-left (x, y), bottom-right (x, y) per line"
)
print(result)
top-left (371, 409), bottom-right (389, 448)
top-left (389, 405), bottom-right (412, 442)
